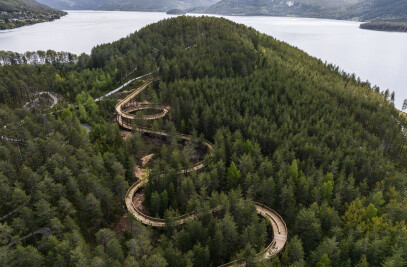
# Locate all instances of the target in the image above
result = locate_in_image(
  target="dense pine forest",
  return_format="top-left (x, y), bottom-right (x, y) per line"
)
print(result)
top-left (1, 16), bottom-right (407, 266)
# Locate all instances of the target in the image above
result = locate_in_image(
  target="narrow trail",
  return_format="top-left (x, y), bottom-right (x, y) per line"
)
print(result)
top-left (3, 91), bottom-right (58, 144)
top-left (117, 82), bottom-right (288, 266)
top-left (7, 228), bottom-right (51, 247)
top-left (0, 202), bottom-right (28, 221)
top-left (24, 91), bottom-right (58, 110)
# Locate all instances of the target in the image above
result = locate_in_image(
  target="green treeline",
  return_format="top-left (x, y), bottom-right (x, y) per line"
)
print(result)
top-left (166, 9), bottom-right (186, 15)
top-left (1, 16), bottom-right (407, 266)
top-left (360, 21), bottom-right (407, 32)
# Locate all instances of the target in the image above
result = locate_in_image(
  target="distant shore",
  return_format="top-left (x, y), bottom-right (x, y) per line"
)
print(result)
top-left (166, 9), bottom-right (186, 15)
top-left (0, 12), bottom-right (67, 30)
top-left (360, 21), bottom-right (407, 33)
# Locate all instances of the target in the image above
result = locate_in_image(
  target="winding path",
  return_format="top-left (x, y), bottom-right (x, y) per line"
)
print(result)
top-left (117, 82), bottom-right (287, 265)
top-left (3, 92), bottom-right (58, 143)
top-left (24, 92), bottom-right (58, 110)
top-left (0, 202), bottom-right (28, 222)
top-left (8, 228), bottom-right (51, 247)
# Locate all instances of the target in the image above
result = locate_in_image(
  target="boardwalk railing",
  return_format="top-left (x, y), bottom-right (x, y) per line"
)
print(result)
top-left (119, 82), bottom-right (287, 266)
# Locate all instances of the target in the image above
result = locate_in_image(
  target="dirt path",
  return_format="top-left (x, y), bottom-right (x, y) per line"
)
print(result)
top-left (141, 154), bottom-right (154, 166)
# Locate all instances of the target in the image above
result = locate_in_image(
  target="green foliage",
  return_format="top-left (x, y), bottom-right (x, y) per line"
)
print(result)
top-left (316, 254), bottom-right (332, 267)
top-left (1, 16), bottom-right (407, 267)
top-left (226, 161), bottom-right (241, 190)
top-left (282, 235), bottom-right (305, 266)
top-left (320, 173), bottom-right (334, 204)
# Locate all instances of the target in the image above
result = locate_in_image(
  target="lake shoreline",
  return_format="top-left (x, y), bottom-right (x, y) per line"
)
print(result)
top-left (360, 21), bottom-right (407, 33)
top-left (0, 11), bottom-right (406, 109)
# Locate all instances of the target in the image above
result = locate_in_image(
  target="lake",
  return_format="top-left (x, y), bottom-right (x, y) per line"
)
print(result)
top-left (1, 11), bottom-right (406, 109)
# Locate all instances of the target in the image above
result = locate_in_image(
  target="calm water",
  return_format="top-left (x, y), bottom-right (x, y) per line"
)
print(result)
top-left (0, 11), bottom-right (172, 55)
top-left (0, 11), bottom-right (406, 109)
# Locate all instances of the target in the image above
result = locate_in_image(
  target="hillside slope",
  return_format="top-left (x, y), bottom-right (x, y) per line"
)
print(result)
top-left (196, 0), bottom-right (407, 22)
top-left (37, 0), bottom-right (219, 11)
top-left (354, 0), bottom-right (407, 21)
top-left (0, 0), bottom-right (66, 30)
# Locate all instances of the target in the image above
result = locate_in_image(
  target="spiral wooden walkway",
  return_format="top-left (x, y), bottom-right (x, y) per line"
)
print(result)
top-left (117, 82), bottom-right (287, 266)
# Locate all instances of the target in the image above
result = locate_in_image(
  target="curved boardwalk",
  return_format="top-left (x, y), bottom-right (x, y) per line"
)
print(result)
top-left (118, 82), bottom-right (287, 266)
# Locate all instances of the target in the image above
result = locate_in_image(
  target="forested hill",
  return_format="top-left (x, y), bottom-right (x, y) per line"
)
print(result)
top-left (36, 0), bottom-right (219, 11)
top-left (1, 16), bottom-right (407, 266)
top-left (0, 0), bottom-right (66, 30)
top-left (194, 0), bottom-right (407, 22)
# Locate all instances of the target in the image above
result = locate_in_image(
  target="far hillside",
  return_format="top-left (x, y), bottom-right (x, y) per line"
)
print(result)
top-left (167, 9), bottom-right (186, 15)
top-left (0, 0), bottom-right (66, 29)
top-left (37, 0), bottom-right (219, 11)
top-left (193, 0), bottom-right (407, 23)
top-left (35, 0), bottom-right (407, 32)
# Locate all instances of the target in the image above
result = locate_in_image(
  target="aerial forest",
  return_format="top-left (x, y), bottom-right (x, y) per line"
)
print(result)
top-left (1, 16), bottom-right (407, 266)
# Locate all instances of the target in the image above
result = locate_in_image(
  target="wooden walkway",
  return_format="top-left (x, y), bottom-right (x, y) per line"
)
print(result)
top-left (117, 82), bottom-right (288, 266)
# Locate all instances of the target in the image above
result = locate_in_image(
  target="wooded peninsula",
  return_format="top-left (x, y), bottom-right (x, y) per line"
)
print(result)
top-left (0, 0), bottom-right (66, 30)
top-left (360, 21), bottom-right (407, 32)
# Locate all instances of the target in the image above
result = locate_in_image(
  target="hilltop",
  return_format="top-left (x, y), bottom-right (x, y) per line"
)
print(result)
top-left (0, 0), bottom-right (66, 30)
